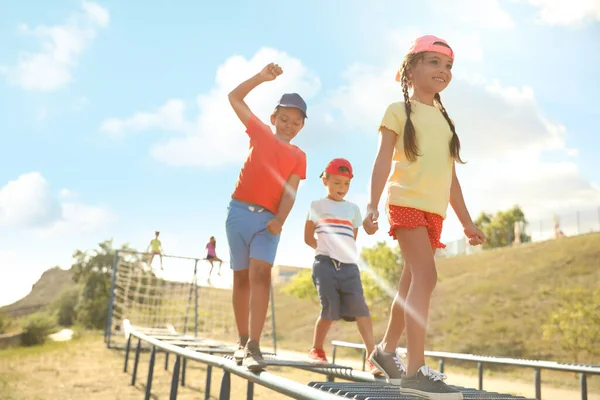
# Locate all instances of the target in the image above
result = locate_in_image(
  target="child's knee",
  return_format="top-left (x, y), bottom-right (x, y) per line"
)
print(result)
top-left (233, 270), bottom-right (250, 290)
top-left (411, 262), bottom-right (438, 290)
top-left (249, 259), bottom-right (272, 285)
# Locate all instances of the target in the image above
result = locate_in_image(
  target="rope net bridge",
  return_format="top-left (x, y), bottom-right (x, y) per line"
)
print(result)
top-left (106, 250), bottom-right (536, 400)
top-left (105, 250), bottom-right (276, 351)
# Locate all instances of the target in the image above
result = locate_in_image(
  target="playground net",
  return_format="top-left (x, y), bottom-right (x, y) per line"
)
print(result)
top-left (105, 250), bottom-right (276, 351)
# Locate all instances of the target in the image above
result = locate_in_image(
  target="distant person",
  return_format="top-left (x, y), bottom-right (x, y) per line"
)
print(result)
top-left (146, 231), bottom-right (163, 270)
top-left (206, 236), bottom-right (223, 276)
top-left (226, 62), bottom-right (307, 372)
top-left (363, 35), bottom-right (486, 399)
top-left (304, 158), bottom-right (382, 377)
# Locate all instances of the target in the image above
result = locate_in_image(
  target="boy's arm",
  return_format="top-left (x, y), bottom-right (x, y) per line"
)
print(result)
top-left (228, 74), bottom-right (265, 127)
top-left (275, 174), bottom-right (301, 225)
top-left (304, 220), bottom-right (317, 249)
top-left (228, 63), bottom-right (282, 127)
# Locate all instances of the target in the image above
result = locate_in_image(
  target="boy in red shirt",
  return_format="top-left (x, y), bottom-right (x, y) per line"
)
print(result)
top-left (227, 62), bottom-right (307, 372)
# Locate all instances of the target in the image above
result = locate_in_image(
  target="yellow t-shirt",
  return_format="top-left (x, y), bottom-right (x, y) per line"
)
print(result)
top-left (380, 100), bottom-right (454, 218)
top-left (150, 239), bottom-right (162, 252)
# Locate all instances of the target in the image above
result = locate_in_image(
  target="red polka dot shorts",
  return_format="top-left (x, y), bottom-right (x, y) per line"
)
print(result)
top-left (387, 205), bottom-right (446, 249)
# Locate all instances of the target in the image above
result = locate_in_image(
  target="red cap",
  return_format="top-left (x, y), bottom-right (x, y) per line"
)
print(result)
top-left (320, 158), bottom-right (353, 178)
top-left (395, 35), bottom-right (454, 82)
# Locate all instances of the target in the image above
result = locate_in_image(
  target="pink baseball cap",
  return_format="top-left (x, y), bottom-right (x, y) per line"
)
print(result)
top-left (395, 35), bottom-right (455, 82)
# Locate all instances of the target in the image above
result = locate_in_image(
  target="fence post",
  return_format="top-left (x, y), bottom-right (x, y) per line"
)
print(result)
top-left (534, 368), bottom-right (541, 399)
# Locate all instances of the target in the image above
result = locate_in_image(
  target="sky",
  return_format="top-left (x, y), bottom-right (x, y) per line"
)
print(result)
top-left (1, 0), bottom-right (599, 306)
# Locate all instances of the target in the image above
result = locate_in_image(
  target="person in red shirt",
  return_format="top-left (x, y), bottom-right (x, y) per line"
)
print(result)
top-left (227, 62), bottom-right (307, 372)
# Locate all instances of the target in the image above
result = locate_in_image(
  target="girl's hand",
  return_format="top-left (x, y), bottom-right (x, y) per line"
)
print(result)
top-left (266, 218), bottom-right (283, 235)
top-left (464, 223), bottom-right (486, 246)
top-left (363, 204), bottom-right (379, 235)
top-left (258, 63), bottom-right (283, 82)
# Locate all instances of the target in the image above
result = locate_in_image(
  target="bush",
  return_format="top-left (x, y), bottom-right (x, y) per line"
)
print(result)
top-left (0, 313), bottom-right (10, 334)
top-left (53, 286), bottom-right (80, 327)
top-left (21, 313), bottom-right (56, 346)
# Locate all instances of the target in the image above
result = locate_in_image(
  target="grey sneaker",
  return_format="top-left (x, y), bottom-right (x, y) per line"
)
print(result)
top-left (369, 344), bottom-right (407, 385)
top-left (233, 336), bottom-right (248, 365)
top-left (401, 365), bottom-right (463, 400)
top-left (242, 340), bottom-right (266, 372)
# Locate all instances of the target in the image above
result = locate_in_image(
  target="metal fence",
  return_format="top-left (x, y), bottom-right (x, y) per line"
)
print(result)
top-left (330, 340), bottom-right (600, 400)
top-left (441, 207), bottom-right (600, 257)
top-left (122, 321), bottom-right (350, 400)
top-left (119, 321), bottom-right (536, 399)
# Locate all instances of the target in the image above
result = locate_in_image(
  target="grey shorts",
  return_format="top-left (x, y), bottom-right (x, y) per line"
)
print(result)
top-left (311, 255), bottom-right (370, 322)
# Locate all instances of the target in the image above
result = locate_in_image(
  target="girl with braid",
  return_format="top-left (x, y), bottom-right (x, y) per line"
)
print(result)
top-left (363, 35), bottom-right (485, 399)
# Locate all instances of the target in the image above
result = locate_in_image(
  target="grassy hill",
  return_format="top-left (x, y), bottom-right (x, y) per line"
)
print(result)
top-left (273, 232), bottom-right (600, 364)
top-left (0, 267), bottom-right (73, 317)
top-left (3, 233), bottom-right (599, 365)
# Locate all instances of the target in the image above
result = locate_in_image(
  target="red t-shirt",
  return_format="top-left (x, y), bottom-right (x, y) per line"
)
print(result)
top-left (232, 114), bottom-right (307, 215)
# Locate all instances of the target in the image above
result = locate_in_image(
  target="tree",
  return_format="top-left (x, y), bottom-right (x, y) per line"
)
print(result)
top-left (541, 287), bottom-right (600, 363)
top-left (53, 286), bottom-right (81, 327)
top-left (282, 269), bottom-right (318, 303)
top-left (475, 205), bottom-right (531, 249)
top-left (360, 241), bottom-right (403, 305)
top-left (71, 239), bottom-right (138, 329)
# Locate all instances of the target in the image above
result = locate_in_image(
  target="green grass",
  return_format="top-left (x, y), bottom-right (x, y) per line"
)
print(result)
top-left (273, 233), bottom-right (600, 391)
top-left (3, 233), bottom-right (599, 393)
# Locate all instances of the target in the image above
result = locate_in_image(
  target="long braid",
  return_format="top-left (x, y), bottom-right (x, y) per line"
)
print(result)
top-left (400, 58), bottom-right (420, 162)
top-left (434, 93), bottom-right (465, 164)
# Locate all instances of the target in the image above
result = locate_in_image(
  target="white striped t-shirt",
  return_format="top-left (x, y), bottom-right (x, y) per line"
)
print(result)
top-left (307, 198), bottom-right (362, 264)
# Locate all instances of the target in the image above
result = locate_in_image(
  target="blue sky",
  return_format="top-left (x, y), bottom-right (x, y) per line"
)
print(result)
top-left (1, 0), bottom-right (599, 306)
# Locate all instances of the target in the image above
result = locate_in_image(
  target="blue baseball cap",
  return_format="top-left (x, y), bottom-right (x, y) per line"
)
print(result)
top-left (277, 93), bottom-right (307, 118)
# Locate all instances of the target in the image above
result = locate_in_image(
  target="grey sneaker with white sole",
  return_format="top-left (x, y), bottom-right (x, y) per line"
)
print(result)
top-left (368, 344), bottom-right (407, 385)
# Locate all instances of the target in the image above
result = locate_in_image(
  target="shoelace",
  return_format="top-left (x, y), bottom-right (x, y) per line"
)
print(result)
top-left (420, 365), bottom-right (447, 382)
top-left (393, 349), bottom-right (407, 372)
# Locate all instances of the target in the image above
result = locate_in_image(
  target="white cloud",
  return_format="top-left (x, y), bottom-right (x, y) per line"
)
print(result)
top-left (318, 42), bottom-right (600, 239)
top-left (59, 188), bottom-right (78, 198)
top-left (0, 172), bottom-right (115, 234)
top-left (1, 1), bottom-right (110, 92)
top-left (0, 172), bottom-right (61, 227)
top-left (521, 0), bottom-right (600, 27)
top-left (101, 47), bottom-right (321, 167)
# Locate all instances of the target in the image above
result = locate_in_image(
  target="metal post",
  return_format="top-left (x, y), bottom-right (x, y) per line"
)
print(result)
top-left (123, 334), bottom-right (132, 372)
top-left (534, 368), bottom-right (541, 399)
top-left (182, 358), bottom-right (187, 387)
top-left (144, 346), bottom-right (157, 400)
top-left (362, 349), bottom-right (366, 371)
top-left (246, 381), bottom-right (255, 400)
top-left (477, 362), bottom-right (483, 390)
top-left (105, 250), bottom-right (120, 348)
top-left (204, 364), bottom-right (213, 400)
top-left (194, 259), bottom-right (199, 337)
top-left (131, 339), bottom-right (142, 386)
top-left (438, 359), bottom-right (445, 373)
top-left (270, 283), bottom-right (278, 354)
top-left (328, 345), bottom-right (337, 382)
top-left (219, 371), bottom-right (231, 400)
top-left (580, 373), bottom-right (587, 400)
top-left (170, 355), bottom-right (181, 400)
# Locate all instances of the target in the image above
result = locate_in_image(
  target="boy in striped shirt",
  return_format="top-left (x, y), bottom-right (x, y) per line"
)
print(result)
top-left (304, 158), bottom-right (381, 375)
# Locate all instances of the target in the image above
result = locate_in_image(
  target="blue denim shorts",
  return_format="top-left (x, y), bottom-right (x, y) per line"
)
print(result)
top-left (225, 199), bottom-right (281, 271)
top-left (312, 255), bottom-right (370, 321)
